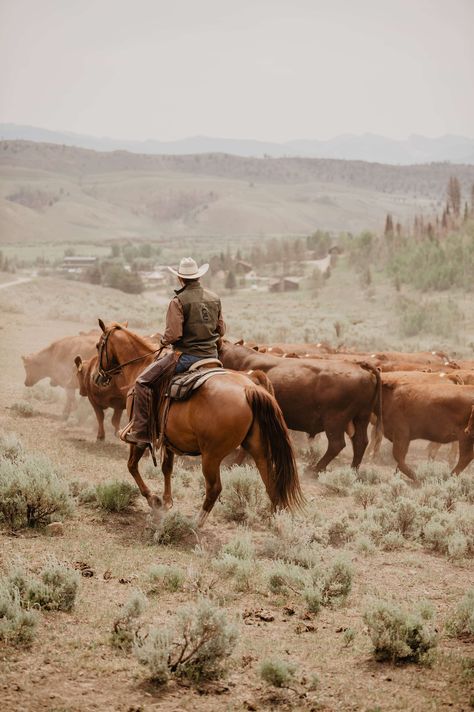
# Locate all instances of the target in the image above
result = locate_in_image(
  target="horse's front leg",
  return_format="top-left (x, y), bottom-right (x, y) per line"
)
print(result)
top-left (162, 447), bottom-right (175, 510)
top-left (127, 444), bottom-right (163, 520)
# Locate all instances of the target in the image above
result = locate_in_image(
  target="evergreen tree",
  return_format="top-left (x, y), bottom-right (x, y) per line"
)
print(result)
top-left (447, 176), bottom-right (461, 217)
top-left (384, 213), bottom-right (394, 236)
top-left (225, 270), bottom-right (237, 291)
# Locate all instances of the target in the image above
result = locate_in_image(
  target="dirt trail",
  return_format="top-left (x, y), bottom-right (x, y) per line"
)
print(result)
top-left (0, 276), bottom-right (33, 290)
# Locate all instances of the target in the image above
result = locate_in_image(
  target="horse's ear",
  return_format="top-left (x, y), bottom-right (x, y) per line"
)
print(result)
top-left (235, 339), bottom-right (244, 346)
top-left (98, 319), bottom-right (106, 332)
top-left (122, 320), bottom-right (128, 328)
top-left (74, 355), bottom-right (83, 372)
top-left (21, 355), bottom-right (26, 362)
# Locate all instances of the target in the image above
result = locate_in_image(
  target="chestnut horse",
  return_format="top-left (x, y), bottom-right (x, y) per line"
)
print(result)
top-left (91, 321), bottom-right (303, 526)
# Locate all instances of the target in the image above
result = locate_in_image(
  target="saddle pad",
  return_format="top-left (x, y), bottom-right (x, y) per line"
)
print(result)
top-left (167, 368), bottom-right (230, 401)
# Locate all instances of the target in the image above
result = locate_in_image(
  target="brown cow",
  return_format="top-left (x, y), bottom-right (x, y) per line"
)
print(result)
top-left (74, 354), bottom-right (126, 440)
top-left (381, 381), bottom-right (474, 480)
top-left (22, 330), bottom-right (99, 419)
top-left (218, 340), bottom-right (382, 471)
top-left (368, 370), bottom-right (467, 459)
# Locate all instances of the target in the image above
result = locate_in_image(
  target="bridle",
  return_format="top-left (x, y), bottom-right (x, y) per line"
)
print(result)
top-left (95, 326), bottom-right (162, 386)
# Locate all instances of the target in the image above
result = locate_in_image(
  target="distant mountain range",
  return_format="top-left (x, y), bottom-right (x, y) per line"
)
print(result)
top-left (1, 124), bottom-right (473, 165)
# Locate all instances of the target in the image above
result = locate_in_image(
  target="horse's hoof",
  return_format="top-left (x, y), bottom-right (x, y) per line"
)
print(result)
top-left (96, 435), bottom-right (105, 442)
top-left (163, 498), bottom-right (174, 511)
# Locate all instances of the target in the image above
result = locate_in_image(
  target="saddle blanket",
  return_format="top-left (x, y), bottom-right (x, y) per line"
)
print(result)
top-left (167, 367), bottom-right (230, 401)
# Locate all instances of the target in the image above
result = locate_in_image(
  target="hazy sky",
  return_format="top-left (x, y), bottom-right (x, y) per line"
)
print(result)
top-left (1, 0), bottom-right (473, 142)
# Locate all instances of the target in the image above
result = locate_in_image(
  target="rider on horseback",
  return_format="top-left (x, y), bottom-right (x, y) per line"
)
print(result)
top-left (124, 257), bottom-right (226, 447)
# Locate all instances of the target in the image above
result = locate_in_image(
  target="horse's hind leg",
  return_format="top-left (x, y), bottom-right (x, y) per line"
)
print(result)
top-left (127, 444), bottom-right (163, 517)
top-left (162, 447), bottom-right (174, 509)
top-left (241, 425), bottom-right (277, 508)
top-left (197, 452), bottom-right (223, 528)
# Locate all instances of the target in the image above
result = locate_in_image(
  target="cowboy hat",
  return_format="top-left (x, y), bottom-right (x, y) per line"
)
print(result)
top-left (167, 257), bottom-right (209, 279)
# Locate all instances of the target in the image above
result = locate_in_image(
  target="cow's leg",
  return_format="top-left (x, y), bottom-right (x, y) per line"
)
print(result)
top-left (392, 432), bottom-right (417, 481)
top-left (162, 447), bottom-right (175, 509)
top-left (92, 403), bottom-right (106, 440)
top-left (111, 407), bottom-right (123, 436)
top-left (448, 441), bottom-right (458, 467)
top-left (127, 444), bottom-right (162, 518)
top-left (63, 388), bottom-right (76, 420)
top-left (315, 423), bottom-right (346, 472)
top-left (350, 416), bottom-right (370, 469)
top-left (452, 438), bottom-right (473, 475)
top-left (427, 442), bottom-right (441, 460)
top-left (197, 452), bottom-right (223, 528)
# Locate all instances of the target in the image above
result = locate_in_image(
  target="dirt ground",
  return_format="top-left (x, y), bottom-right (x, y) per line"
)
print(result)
top-left (1, 279), bottom-right (473, 712)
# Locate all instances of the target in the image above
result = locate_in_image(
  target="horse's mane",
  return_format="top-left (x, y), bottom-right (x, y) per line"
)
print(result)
top-left (108, 323), bottom-right (157, 353)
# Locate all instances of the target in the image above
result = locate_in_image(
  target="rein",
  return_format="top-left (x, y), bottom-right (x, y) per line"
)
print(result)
top-left (96, 326), bottom-right (162, 384)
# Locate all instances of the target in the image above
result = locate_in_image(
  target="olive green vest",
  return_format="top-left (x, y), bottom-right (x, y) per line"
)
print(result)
top-left (174, 282), bottom-right (221, 357)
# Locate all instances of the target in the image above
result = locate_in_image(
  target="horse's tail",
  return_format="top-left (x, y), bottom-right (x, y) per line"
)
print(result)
top-left (245, 386), bottom-right (305, 511)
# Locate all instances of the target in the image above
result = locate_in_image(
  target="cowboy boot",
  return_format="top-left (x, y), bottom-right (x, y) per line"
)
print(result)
top-left (124, 382), bottom-right (151, 447)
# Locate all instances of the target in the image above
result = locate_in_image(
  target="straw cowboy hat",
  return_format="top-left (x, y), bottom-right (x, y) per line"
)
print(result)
top-left (167, 257), bottom-right (209, 279)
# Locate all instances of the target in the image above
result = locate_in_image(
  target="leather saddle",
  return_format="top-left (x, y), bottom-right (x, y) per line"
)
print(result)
top-left (166, 358), bottom-right (229, 401)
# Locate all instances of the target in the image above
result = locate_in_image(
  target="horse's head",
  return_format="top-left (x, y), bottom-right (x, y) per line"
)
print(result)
top-left (94, 319), bottom-right (126, 386)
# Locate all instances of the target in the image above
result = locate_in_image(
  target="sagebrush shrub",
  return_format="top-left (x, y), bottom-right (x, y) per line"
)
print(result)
top-left (153, 511), bottom-right (197, 546)
top-left (0, 453), bottom-right (72, 529)
top-left (10, 560), bottom-right (80, 612)
top-left (326, 516), bottom-right (356, 547)
top-left (148, 565), bottom-right (185, 593)
top-left (263, 511), bottom-right (321, 568)
top-left (25, 383), bottom-right (60, 403)
top-left (213, 554), bottom-right (256, 592)
top-left (134, 599), bottom-right (238, 685)
top-left (301, 445), bottom-right (322, 473)
top-left (222, 530), bottom-right (255, 560)
top-left (259, 658), bottom-right (297, 688)
top-left (319, 467), bottom-right (356, 495)
top-left (320, 558), bottom-right (353, 606)
top-left (111, 590), bottom-right (148, 651)
top-left (353, 483), bottom-right (378, 510)
top-left (445, 589), bottom-right (474, 639)
top-left (217, 466), bottom-right (270, 524)
top-left (0, 581), bottom-right (38, 646)
top-left (355, 467), bottom-right (382, 485)
top-left (95, 480), bottom-right (138, 512)
top-left (364, 599), bottom-right (437, 663)
top-left (0, 432), bottom-right (23, 462)
top-left (355, 535), bottom-right (376, 556)
top-left (11, 401), bottom-right (35, 418)
top-left (456, 473), bottom-right (474, 504)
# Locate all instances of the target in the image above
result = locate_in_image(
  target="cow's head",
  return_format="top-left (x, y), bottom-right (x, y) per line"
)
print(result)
top-left (74, 356), bottom-right (88, 396)
top-left (21, 354), bottom-right (43, 387)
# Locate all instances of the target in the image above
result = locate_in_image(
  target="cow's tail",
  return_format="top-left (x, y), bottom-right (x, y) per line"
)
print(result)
top-left (246, 369), bottom-right (275, 396)
top-left (360, 361), bottom-right (383, 447)
top-left (465, 406), bottom-right (474, 437)
top-left (245, 386), bottom-right (304, 511)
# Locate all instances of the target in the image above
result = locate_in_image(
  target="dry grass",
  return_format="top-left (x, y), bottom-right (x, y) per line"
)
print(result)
top-left (0, 273), bottom-right (473, 711)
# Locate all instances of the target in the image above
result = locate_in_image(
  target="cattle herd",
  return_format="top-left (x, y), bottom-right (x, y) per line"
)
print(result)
top-left (22, 326), bottom-right (474, 487)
